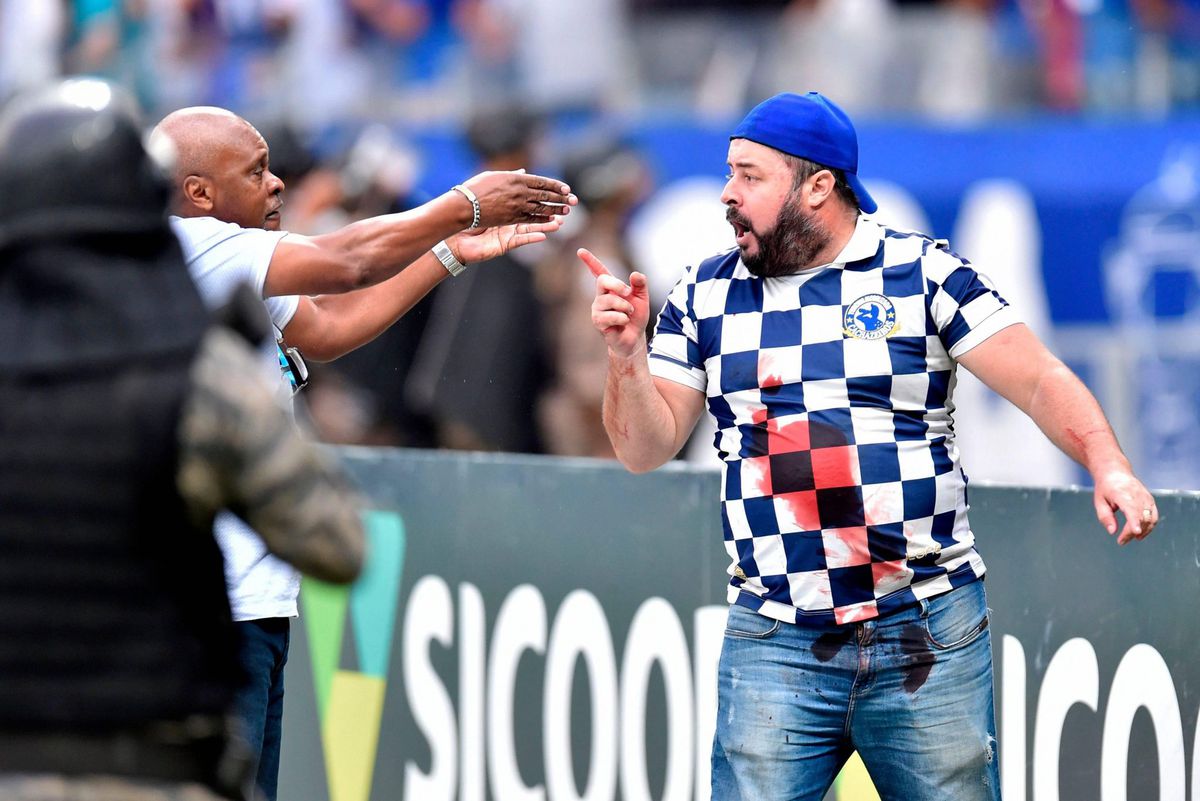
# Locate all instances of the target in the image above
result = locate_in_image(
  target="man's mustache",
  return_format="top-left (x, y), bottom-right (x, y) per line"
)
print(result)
top-left (725, 207), bottom-right (753, 232)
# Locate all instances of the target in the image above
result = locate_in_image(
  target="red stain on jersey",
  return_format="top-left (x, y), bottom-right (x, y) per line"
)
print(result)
top-left (759, 353), bottom-right (783, 389)
top-left (750, 416), bottom-right (820, 530)
top-left (775, 490), bottom-right (821, 531)
top-left (748, 407), bottom-right (774, 499)
top-left (750, 407), bottom-right (810, 453)
top-left (811, 445), bottom-right (859, 488)
top-left (835, 601), bottom-right (877, 625)
top-left (771, 419), bottom-right (810, 454)
top-left (748, 402), bottom-right (859, 531)
top-left (864, 484), bottom-right (902, 527)
top-left (871, 560), bottom-right (911, 595)
top-left (743, 456), bottom-right (770, 495)
top-left (822, 526), bottom-right (871, 568)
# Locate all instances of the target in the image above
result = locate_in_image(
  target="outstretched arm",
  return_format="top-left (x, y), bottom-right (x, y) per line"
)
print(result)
top-left (283, 220), bottom-right (558, 362)
top-left (580, 249), bottom-right (706, 473)
top-left (958, 323), bottom-right (1158, 545)
top-left (264, 171), bottom-right (575, 297)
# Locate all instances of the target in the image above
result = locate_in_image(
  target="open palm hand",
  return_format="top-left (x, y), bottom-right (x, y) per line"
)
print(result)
top-left (448, 218), bottom-right (563, 265)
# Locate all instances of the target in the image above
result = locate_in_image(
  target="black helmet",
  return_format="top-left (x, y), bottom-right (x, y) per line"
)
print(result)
top-left (0, 78), bottom-right (169, 248)
top-left (0, 79), bottom-right (208, 374)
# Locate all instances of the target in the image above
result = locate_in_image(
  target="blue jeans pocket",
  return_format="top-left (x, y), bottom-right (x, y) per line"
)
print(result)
top-left (724, 604), bottom-right (782, 639)
top-left (921, 585), bottom-right (990, 651)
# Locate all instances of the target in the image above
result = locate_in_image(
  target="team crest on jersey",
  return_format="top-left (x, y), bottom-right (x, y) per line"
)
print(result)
top-left (843, 294), bottom-right (899, 340)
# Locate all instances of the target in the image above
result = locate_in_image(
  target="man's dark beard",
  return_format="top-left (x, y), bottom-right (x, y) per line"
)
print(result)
top-left (729, 199), bottom-right (832, 278)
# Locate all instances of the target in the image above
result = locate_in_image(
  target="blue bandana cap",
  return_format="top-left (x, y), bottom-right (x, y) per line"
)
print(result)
top-left (731, 92), bottom-right (877, 214)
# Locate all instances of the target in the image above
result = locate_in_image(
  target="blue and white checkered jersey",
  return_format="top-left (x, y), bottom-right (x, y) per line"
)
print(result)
top-left (648, 216), bottom-right (1021, 626)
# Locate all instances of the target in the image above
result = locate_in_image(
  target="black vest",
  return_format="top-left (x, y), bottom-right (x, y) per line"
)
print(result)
top-left (0, 352), bottom-right (239, 733)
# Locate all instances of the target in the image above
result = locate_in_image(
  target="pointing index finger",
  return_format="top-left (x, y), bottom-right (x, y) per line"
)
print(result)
top-left (578, 248), bottom-right (611, 278)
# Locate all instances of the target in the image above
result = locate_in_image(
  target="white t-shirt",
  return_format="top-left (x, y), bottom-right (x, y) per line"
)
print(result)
top-left (170, 215), bottom-right (303, 621)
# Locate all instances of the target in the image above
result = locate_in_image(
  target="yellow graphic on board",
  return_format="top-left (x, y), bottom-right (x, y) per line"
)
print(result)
top-left (834, 751), bottom-right (882, 800)
top-left (303, 511), bottom-right (405, 801)
top-left (324, 671), bottom-right (388, 801)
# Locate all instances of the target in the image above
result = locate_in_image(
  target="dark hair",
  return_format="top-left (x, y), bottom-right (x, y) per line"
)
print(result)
top-left (781, 153), bottom-right (859, 211)
top-left (465, 105), bottom-right (539, 161)
top-left (562, 137), bottom-right (645, 208)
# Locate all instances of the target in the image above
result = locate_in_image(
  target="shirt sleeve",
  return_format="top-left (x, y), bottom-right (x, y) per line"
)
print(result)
top-left (647, 267), bottom-right (707, 392)
top-left (236, 229), bottom-right (298, 334)
top-left (171, 217), bottom-right (299, 334)
top-left (925, 247), bottom-right (1022, 360)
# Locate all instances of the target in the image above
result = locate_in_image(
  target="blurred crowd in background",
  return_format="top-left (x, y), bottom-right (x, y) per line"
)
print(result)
top-left (5, 0), bottom-right (1200, 127)
top-left (5, 0), bottom-right (1200, 465)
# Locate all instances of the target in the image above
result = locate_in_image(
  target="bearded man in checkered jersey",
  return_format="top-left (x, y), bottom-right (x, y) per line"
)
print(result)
top-left (581, 92), bottom-right (1158, 801)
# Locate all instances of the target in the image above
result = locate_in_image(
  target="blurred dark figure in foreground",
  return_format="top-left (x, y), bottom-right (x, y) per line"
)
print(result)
top-left (405, 105), bottom-right (552, 452)
top-left (0, 79), bottom-right (364, 801)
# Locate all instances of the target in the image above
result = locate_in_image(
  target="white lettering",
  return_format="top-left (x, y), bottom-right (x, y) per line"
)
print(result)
top-left (459, 583), bottom-right (486, 801)
top-left (395, 575), bottom-right (1193, 801)
top-left (620, 597), bottom-right (694, 801)
top-left (544, 590), bottom-right (618, 801)
top-left (487, 584), bottom-right (547, 801)
top-left (1100, 644), bottom-right (1185, 801)
top-left (1033, 637), bottom-right (1098, 801)
top-left (403, 575), bottom-right (457, 800)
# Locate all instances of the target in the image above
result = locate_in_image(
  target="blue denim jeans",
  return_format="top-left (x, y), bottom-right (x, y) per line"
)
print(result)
top-left (711, 580), bottom-right (999, 801)
top-left (233, 618), bottom-right (290, 801)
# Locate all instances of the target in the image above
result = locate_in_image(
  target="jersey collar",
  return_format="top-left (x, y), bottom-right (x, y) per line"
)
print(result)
top-left (827, 214), bottom-right (884, 269)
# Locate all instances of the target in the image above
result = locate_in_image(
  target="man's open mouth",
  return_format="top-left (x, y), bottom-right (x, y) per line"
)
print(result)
top-left (729, 218), bottom-right (751, 247)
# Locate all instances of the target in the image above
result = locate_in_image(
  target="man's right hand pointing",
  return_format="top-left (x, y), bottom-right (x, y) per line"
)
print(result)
top-left (579, 248), bottom-right (650, 358)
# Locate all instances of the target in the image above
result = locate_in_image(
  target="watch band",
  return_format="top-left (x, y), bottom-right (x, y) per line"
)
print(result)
top-left (432, 239), bottom-right (467, 276)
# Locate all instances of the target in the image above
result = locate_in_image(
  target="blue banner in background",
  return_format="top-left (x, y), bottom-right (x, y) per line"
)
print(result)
top-left (396, 114), bottom-right (1200, 489)
top-left (852, 117), bottom-right (1200, 325)
top-left (406, 114), bottom-right (1200, 325)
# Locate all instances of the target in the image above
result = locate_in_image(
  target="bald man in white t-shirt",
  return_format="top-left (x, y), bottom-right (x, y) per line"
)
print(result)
top-left (154, 106), bottom-right (575, 800)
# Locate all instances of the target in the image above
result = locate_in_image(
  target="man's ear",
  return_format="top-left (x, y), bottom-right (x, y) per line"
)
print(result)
top-left (182, 175), bottom-right (214, 212)
top-left (805, 169), bottom-right (836, 208)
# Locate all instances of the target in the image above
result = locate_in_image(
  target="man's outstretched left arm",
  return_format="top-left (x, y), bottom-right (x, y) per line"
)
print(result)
top-left (958, 322), bottom-right (1159, 545)
top-left (282, 220), bottom-right (558, 362)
